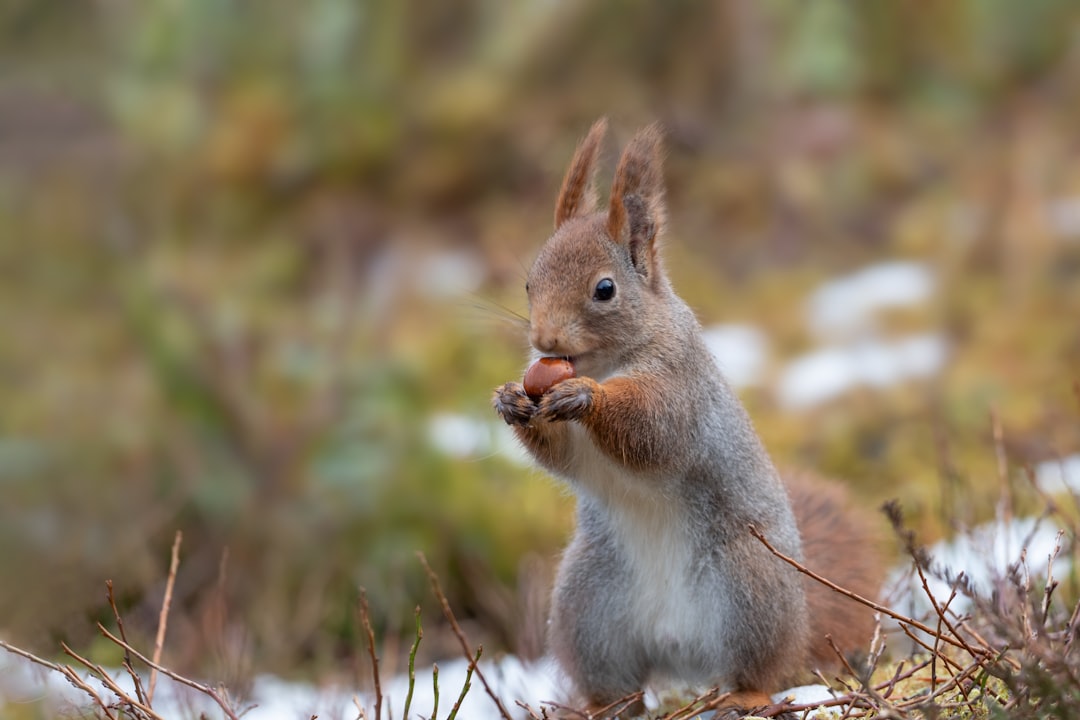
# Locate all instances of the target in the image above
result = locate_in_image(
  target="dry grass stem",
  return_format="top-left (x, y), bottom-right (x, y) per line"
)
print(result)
top-left (353, 694), bottom-right (370, 720)
top-left (357, 588), bottom-right (383, 720)
top-left (60, 641), bottom-right (164, 720)
top-left (149, 530), bottom-right (182, 703)
top-left (0, 640), bottom-right (119, 720)
top-left (106, 578), bottom-right (150, 708)
top-left (585, 689), bottom-right (644, 719)
top-left (748, 523), bottom-right (974, 653)
top-left (447, 647), bottom-right (481, 720)
top-left (96, 623), bottom-right (241, 720)
top-left (418, 551), bottom-right (514, 720)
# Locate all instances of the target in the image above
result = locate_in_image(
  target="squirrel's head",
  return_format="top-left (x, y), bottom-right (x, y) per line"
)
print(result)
top-left (526, 118), bottom-right (669, 378)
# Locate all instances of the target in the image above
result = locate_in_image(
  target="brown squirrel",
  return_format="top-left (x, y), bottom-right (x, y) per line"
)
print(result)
top-left (493, 119), bottom-right (882, 717)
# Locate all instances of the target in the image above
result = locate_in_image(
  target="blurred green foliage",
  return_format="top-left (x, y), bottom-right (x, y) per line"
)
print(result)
top-left (1, 0), bottom-right (1079, 687)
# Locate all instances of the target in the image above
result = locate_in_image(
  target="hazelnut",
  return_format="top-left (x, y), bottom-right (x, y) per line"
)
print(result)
top-left (523, 357), bottom-right (576, 400)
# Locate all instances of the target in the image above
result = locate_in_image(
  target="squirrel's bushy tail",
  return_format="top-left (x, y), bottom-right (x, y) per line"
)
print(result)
top-left (787, 471), bottom-right (884, 671)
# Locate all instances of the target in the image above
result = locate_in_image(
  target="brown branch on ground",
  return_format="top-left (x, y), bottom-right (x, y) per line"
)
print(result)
top-left (61, 641), bottom-right (165, 720)
top-left (748, 523), bottom-right (980, 655)
top-left (357, 588), bottom-right (383, 720)
top-left (514, 699), bottom-right (546, 720)
top-left (0, 640), bottom-right (120, 720)
top-left (149, 530), bottom-right (181, 703)
top-left (97, 624), bottom-right (242, 720)
top-left (0, 532), bottom-right (246, 720)
top-left (591, 690), bottom-right (646, 719)
top-left (417, 551), bottom-right (515, 720)
top-left (106, 578), bottom-right (149, 708)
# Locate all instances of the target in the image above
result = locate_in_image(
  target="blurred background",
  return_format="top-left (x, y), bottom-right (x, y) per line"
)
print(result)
top-left (1, 0), bottom-right (1079, 697)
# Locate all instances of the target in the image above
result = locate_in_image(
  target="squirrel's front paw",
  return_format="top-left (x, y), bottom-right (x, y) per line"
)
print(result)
top-left (492, 382), bottom-right (536, 426)
top-left (535, 377), bottom-right (596, 423)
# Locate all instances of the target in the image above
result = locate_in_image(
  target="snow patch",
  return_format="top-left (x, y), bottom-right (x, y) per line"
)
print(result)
top-left (778, 334), bottom-right (947, 409)
top-left (807, 261), bottom-right (935, 340)
top-left (1035, 454), bottom-right (1080, 495)
top-left (702, 324), bottom-right (769, 388)
top-left (886, 516), bottom-right (1067, 622)
top-left (428, 412), bottom-right (530, 465)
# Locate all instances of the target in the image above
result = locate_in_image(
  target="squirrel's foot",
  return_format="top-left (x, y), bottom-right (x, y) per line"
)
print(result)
top-left (492, 382), bottom-right (536, 426)
top-left (711, 690), bottom-right (798, 720)
top-left (535, 377), bottom-right (596, 423)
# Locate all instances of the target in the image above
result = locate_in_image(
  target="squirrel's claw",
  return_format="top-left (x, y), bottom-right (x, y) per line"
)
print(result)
top-left (492, 382), bottom-right (536, 426)
top-left (535, 377), bottom-right (595, 423)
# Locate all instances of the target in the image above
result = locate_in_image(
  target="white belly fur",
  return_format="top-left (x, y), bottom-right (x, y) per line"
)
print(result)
top-left (566, 425), bottom-right (727, 677)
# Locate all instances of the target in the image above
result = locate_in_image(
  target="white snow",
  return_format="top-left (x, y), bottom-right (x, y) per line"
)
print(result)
top-left (0, 648), bottom-right (850, 720)
top-left (415, 250), bottom-right (488, 299)
top-left (806, 261), bottom-right (935, 341)
top-left (0, 652), bottom-right (562, 720)
top-left (777, 334), bottom-right (947, 409)
top-left (1047, 197), bottom-right (1080, 240)
top-left (702, 324), bottom-right (770, 388)
top-left (885, 515), bottom-right (1068, 624)
top-left (427, 412), bottom-right (529, 465)
top-left (1034, 454), bottom-right (1080, 495)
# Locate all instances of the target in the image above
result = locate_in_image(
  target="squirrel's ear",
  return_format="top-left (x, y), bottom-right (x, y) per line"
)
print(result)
top-left (607, 123), bottom-right (666, 283)
top-left (554, 118), bottom-right (608, 229)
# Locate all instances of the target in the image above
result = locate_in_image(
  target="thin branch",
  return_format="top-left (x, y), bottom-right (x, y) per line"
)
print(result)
top-left (97, 623), bottom-right (241, 720)
top-left (431, 663), bottom-right (440, 720)
top-left (447, 647), bottom-right (481, 720)
top-left (357, 588), bottom-right (383, 720)
top-left (149, 530), bottom-right (182, 703)
top-left (661, 688), bottom-right (726, 720)
top-left (417, 552), bottom-right (514, 720)
top-left (0, 640), bottom-right (118, 720)
top-left (106, 578), bottom-right (149, 707)
top-left (748, 524), bottom-right (974, 652)
top-left (590, 690), bottom-right (644, 719)
top-left (62, 641), bottom-right (166, 720)
top-left (515, 699), bottom-right (545, 720)
top-left (403, 605), bottom-right (422, 720)
top-left (353, 694), bottom-right (370, 720)
top-left (538, 701), bottom-right (590, 719)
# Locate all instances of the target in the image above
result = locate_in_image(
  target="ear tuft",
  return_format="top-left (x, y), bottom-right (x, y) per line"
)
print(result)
top-left (622, 193), bottom-right (655, 277)
top-left (607, 123), bottom-right (667, 277)
top-left (554, 118), bottom-right (608, 229)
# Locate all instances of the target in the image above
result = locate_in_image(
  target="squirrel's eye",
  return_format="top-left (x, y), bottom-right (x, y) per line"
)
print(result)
top-left (525, 282), bottom-right (530, 294)
top-left (593, 278), bottom-right (616, 302)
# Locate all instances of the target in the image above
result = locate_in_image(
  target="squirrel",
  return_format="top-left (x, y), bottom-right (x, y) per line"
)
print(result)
top-left (492, 119), bottom-right (882, 717)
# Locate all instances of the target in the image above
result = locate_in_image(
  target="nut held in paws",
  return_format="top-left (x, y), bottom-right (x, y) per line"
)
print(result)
top-left (523, 357), bottom-right (576, 400)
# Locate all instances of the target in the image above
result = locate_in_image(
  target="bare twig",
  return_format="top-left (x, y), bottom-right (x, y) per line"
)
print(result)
top-left (991, 407), bottom-right (1013, 539)
top-left (538, 701), bottom-right (590, 719)
top-left (590, 690), bottom-right (644, 719)
top-left (748, 524), bottom-right (974, 652)
top-left (1042, 530), bottom-right (1065, 626)
top-left (417, 552), bottom-right (514, 720)
top-left (432, 662), bottom-right (441, 720)
top-left (357, 588), bottom-right (383, 720)
top-left (149, 530), bottom-right (182, 703)
top-left (661, 688), bottom-right (726, 719)
top-left (447, 647), bottom-right (481, 720)
top-left (106, 578), bottom-right (149, 707)
top-left (0, 640), bottom-right (118, 720)
top-left (97, 623), bottom-right (241, 720)
top-left (930, 586), bottom-right (960, 692)
top-left (403, 605), bottom-right (422, 720)
top-left (827, 634), bottom-right (861, 680)
top-left (62, 641), bottom-right (166, 720)
top-left (515, 699), bottom-right (545, 720)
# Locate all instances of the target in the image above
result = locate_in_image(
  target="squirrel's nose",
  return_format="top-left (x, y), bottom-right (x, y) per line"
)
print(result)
top-left (531, 326), bottom-right (559, 354)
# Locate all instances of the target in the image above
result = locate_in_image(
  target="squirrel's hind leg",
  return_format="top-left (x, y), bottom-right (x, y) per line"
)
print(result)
top-left (548, 529), bottom-right (649, 715)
